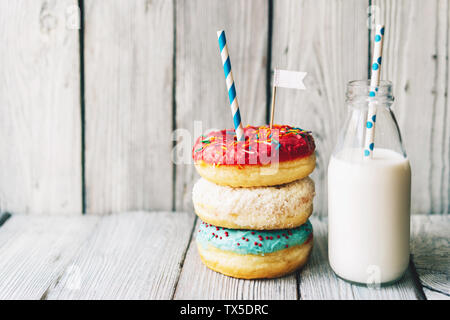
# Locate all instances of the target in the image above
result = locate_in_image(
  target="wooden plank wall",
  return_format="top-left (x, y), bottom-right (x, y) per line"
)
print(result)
top-left (371, 0), bottom-right (450, 215)
top-left (83, 0), bottom-right (174, 214)
top-left (0, 0), bottom-right (448, 215)
top-left (0, 0), bottom-right (82, 215)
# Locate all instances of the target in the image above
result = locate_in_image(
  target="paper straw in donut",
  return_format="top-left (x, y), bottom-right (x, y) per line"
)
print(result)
top-left (217, 30), bottom-right (245, 142)
top-left (270, 69), bottom-right (307, 129)
top-left (364, 25), bottom-right (385, 158)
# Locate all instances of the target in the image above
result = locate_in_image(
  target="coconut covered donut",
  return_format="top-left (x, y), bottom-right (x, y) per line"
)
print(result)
top-left (196, 220), bottom-right (313, 279)
top-left (192, 125), bottom-right (316, 187)
top-left (192, 177), bottom-right (315, 230)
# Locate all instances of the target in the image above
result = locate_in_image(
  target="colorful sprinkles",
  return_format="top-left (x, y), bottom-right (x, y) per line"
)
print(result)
top-left (192, 125), bottom-right (315, 166)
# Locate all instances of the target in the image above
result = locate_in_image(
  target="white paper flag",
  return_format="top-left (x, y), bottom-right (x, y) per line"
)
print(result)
top-left (273, 69), bottom-right (307, 89)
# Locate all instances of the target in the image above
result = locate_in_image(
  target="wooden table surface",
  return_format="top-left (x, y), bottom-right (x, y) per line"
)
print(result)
top-left (0, 211), bottom-right (447, 300)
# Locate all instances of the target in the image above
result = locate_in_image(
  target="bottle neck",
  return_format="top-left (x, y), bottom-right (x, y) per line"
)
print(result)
top-left (346, 80), bottom-right (394, 106)
top-left (333, 79), bottom-right (406, 158)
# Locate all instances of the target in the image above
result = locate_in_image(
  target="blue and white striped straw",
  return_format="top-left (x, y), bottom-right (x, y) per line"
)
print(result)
top-left (217, 30), bottom-right (245, 142)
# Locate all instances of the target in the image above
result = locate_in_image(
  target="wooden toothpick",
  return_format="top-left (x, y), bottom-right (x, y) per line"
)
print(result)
top-left (270, 70), bottom-right (277, 129)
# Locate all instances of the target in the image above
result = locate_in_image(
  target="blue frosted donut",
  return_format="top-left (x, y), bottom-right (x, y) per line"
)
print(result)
top-left (196, 219), bottom-right (314, 279)
top-left (196, 219), bottom-right (313, 255)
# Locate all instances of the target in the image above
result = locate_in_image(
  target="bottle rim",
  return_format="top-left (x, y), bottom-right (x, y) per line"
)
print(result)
top-left (346, 80), bottom-right (394, 101)
top-left (347, 79), bottom-right (393, 88)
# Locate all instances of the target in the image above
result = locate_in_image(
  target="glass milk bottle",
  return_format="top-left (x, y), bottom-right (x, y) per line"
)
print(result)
top-left (328, 80), bottom-right (411, 285)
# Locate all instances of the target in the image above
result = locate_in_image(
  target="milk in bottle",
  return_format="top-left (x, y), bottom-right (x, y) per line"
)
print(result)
top-left (327, 81), bottom-right (411, 285)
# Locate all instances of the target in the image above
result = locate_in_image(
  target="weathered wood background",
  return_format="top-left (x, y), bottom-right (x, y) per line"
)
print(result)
top-left (0, 0), bottom-right (448, 216)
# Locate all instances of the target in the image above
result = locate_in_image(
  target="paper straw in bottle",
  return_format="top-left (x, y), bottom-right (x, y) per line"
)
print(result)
top-left (364, 25), bottom-right (385, 159)
top-left (217, 30), bottom-right (245, 142)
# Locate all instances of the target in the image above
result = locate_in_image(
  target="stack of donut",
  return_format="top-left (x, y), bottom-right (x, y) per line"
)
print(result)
top-left (192, 125), bottom-right (316, 279)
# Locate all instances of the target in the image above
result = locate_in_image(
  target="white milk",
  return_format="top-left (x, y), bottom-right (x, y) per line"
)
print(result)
top-left (328, 148), bottom-right (411, 284)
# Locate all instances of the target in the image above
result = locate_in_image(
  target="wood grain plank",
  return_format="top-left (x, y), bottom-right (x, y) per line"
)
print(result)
top-left (45, 211), bottom-right (195, 299)
top-left (299, 218), bottom-right (421, 300)
top-left (173, 219), bottom-right (298, 300)
top-left (83, 0), bottom-right (174, 214)
top-left (411, 215), bottom-right (450, 300)
top-left (0, 214), bottom-right (99, 299)
top-left (271, 0), bottom-right (368, 216)
top-left (430, 0), bottom-right (450, 215)
top-left (0, 0), bottom-right (82, 214)
top-left (423, 288), bottom-right (450, 300)
top-left (175, 0), bottom-right (268, 212)
top-left (441, 0), bottom-right (450, 216)
top-left (372, 0), bottom-right (449, 214)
